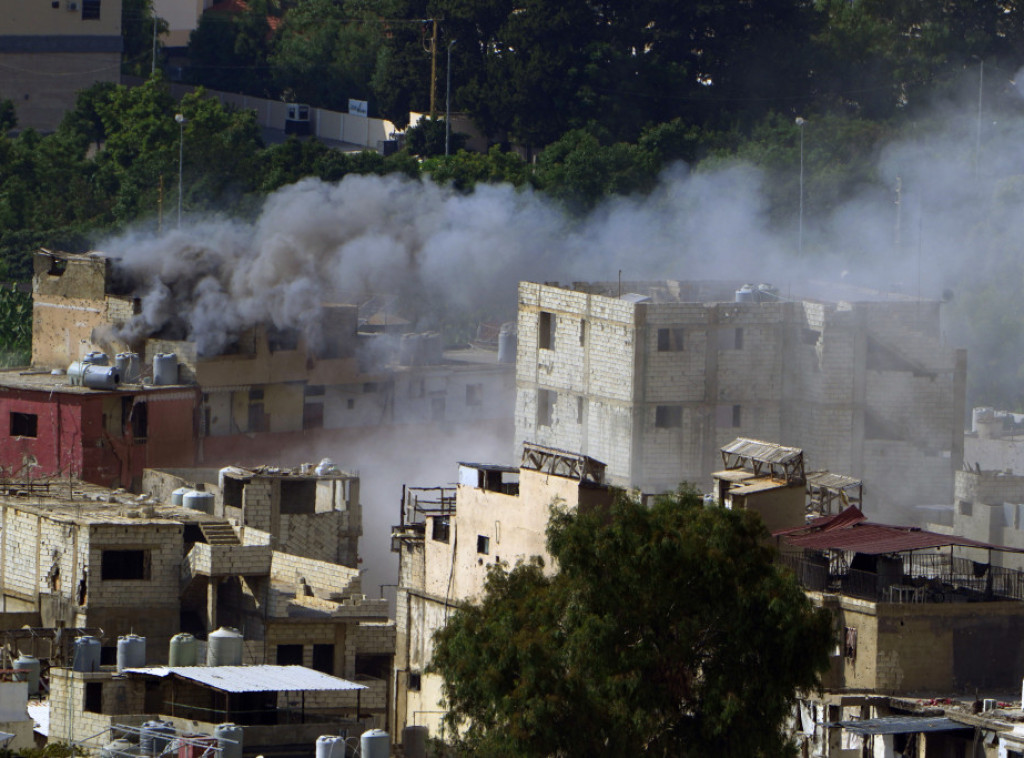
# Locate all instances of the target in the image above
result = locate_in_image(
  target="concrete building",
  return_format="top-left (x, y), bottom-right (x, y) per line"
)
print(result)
top-left (777, 506), bottom-right (1024, 756)
top-left (389, 443), bottom-right (614, 741)
top-left (28, 249), bottom-right (514, 471)
top-left (514, 280), bottom-right (967, 512)
top-left (0, 0), bottom-right (123, 132)
top-left (711, 438), bottom-right (808, 533)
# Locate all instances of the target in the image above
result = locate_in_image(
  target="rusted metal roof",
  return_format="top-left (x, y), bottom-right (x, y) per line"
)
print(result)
top-left (775, 506), bottom-right (1024, 555)
top-left (722, 438), bottom-right (803, 465)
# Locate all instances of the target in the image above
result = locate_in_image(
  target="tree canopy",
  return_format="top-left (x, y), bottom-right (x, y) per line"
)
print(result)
top-left (430, 490), bottom-right (834, 757)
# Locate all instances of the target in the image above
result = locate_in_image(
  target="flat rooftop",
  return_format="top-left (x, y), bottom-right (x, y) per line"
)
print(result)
top-left (554, 279), bottom-right (932, 305)
top-left (0, 369), bottom-right (192, 395)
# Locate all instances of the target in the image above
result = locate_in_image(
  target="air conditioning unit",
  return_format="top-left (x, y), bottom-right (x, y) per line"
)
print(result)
top-left (66, 0), bottom-right (78, 10)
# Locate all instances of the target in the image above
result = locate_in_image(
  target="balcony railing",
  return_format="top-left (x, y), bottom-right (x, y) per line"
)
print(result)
top-left (779, 550), bottom-right (1024, 603)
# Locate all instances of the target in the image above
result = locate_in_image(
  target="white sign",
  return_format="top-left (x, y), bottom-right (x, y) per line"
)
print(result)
top-left (348, 99), bottom-right (368, 117)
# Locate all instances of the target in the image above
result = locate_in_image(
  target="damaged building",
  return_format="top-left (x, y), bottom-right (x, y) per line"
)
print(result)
top-left (23, 249), bottom-right (513, 473)
top-left (389, 442), bottom-right (614, 740)
top-left (514, 280), bottom-right (966, 511)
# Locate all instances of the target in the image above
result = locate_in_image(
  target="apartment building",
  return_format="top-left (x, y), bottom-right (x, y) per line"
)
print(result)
top-left (514, 280), bottom-right (966, 511)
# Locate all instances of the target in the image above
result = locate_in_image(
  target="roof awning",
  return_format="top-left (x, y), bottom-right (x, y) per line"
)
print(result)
top-left (836, 717), bottom-right (971, 736)
top-left (125, 665), bottom-right (367, 694)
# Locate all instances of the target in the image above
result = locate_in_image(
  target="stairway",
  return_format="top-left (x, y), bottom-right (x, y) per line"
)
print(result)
top-left (200, 521), bottom-right (240, 545)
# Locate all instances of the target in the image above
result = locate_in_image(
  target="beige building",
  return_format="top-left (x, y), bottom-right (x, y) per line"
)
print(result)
top-left (711, 438), bottom-right (808, 533)
top-left (777, 507), bottom-right (1024, 756)
top-left (514, 280), bottom-right (966, 512)
top-left (0, 0), bottom-right (123, 132)
top-left (389, 443), bottom-right (614, 740)
top-left (153, 0), bottom-right (210, 48)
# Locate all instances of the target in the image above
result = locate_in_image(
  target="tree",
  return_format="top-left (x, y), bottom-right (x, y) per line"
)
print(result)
top-left (0, 100), bottom-right (16, 134)
top-left (431, 489), bottom-right (834, 757)
top-left (121, 0), bottom-right (168, 76)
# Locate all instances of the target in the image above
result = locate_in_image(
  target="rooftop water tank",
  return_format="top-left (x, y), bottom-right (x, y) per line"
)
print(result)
top-left (360, 730), bottom-right (389, 758)
top-left (73, 635), bottom-right (101, 672)
top-left (207, 627), bottom-right (243, 666)
top-left (116, 353), bottom-right (141, 383)
top-left (735, 284), bottom-right (755, 303)
top-left (215, 723), bottom-right (243, 758)
top-left (117, 634), bottom-right (146, 672)
top-left (68, 362), bottom-right (121, 389)
top-left (497, 323), bottom-right (517, 364)
top-left (315, 736), bottom-right (346, 758)
top-left (169, 633), bottom-right (197, 667)
top-left (100, 739), bottom-right (134, 758)
top-left (140, 721), bottom-right (176, 758)
top-left (13, 653), bottom-right (40, 696)
top-left (83, 351), bottom-right (109, 366)
top-left (171, 487), bottom-right (192, 506)
top-left (182, 491), bottom-right (214, 515)
top-left (153, 353), bottom-right (178, 386)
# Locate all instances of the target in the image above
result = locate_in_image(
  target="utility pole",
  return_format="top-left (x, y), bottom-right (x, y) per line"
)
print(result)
top-left (445, 40), bottom-right (455, 156)
top-left (429, 19), bottom-right (438, 118)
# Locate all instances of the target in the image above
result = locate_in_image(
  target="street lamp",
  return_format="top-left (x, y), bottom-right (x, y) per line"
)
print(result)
top-left (795, 117), bottom-right (806, 256)
top-left (445, 40), bottom-right (456, 157)
top-left (175, 113), bottom-right (186, 227)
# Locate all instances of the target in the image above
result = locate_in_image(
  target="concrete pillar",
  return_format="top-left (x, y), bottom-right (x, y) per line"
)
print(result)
top-left (207, 578), bottom-right (218, 631)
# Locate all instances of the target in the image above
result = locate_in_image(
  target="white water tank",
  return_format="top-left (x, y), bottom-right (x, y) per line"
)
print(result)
top-left (169, 633), bottom-right (197, 666)
top-left (117, 634), bottom-right (146, 672)
top-left (207, 627), bottom-right (243, 666)
top-left (315, 736), bottom-right (346, 758)
top-left (116, 352), bottom-right (141, 383)
top-left (153, 353), bottom-right (178, 386)
top-left (360, 730), bottom-right (389, 758)
top-left (83, 351), bottom-right (109, 365)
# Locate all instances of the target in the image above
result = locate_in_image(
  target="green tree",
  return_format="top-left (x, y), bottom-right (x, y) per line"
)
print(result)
top-left (405, 117), bottom-right (467, 157)
top-left (121, 0), bottom-right (169, 76)
top-left (0, 100), bottom-right (16, 134)
top-left (431, 490), bottom-right (834, 757)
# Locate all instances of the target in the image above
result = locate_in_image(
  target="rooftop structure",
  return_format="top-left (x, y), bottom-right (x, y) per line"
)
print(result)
top-left (514, 279), bottom-right (966, 512)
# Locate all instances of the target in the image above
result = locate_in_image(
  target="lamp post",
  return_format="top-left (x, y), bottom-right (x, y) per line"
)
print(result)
top-left (796, 117), bottom-right (806, 256)
top-left (976, 58), bottom-right (984, 173)
top-left (445, 40), bottom-right (456, 157)
top-left (175, 113), bottom-right (186, 227)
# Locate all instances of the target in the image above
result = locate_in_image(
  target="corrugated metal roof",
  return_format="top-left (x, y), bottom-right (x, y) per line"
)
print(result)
top-left (722, 438), bottom-right (803, 465)
top-left (836, 717), bottom-right (969, 736)
top-left (125, 665), bottom-right (367, 693)
top-left (806, 471), bottom-right (862, 489)
top-left (775, 506), bottom-right (1024, 554)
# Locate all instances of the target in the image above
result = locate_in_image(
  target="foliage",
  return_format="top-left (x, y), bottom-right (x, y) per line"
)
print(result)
top-left (187, 2), bottom-right (275, 97)
top-left (431, 489), bottom-right (834, 757)
top-left (0, 285), bottom-right (32, 368)
top-left (121, 0), bottom-right (168, 76)
top-left (422, 146), bottom-right (533, 191)
top-left (405, 117), bottom-right (467, 157)
top-left (0, 100), bottom-right (16, 133)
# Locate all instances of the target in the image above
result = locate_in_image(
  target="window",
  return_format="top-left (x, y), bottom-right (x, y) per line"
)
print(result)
top-left (539, 311), bottom-right (555, 350)
top-left (304, 384), bottom-right (325, 397)
top-left (408, 672), bottom-right (421, 691)
top-left (81, 0), bottom-right (100, 19)
top-left (431, 516), bottom-right (450, 543)
top-left (223, 477), bottom-right (245, 508)
top-left (958, 500), bottom-right (973, 517)
top-left (267, 327), bottom-right (299, 352)
top-left (123, 397), bottom-right (147, 440)
top-left (276, 644), bottom-right (303, 666)
top-left (717, 327), bottom-right (744, 350)
top-left (302, 403), bottom-right (324, 430)
top-left (101, 550), bottom-right (148, 581)
top-left (477, 535), bottom-right (490, 555)
top-left (312, 644), bottom-right (334, 674)
top-left (354, 653), bottom-right (392, 679)
top-left (466, 384), bottom-right (483, 406)
top-left (802, 328), bottom-right (820, 345)
top-left (347, 398), bottom-right (355, 409)
top-left (249, 388), bottom-right (264, 401)
top-left (734, 327), bottom-right (744, 349)
top-left (280, 480), bottom-right (316, 514)
top-left (579, 319), bottom-right (586, 346)
top-left (655, 405), bottom-right (682, 428)
top-left (715, 404), bottom-right (742, 428)
top-left (84, 682), bottom-right (102, 713)
top-left (10, 412), bottom-right (37, 438)
top-left (657, 328), bottom-right (684, 351)
top-left (537, 389), bottom-right (555, 427)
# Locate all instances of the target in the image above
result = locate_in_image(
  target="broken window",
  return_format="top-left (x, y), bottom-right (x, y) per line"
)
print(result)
top-left (123, 397), bottom-right (147, 440)
top-left (10, 412), bottom-right (37, 438)
top-left (477, 535), bottom-right (490, 555)
top-left (354, 653), bottom-right (392, 679)
top-left (539, 311), bottom-right (555, 350)
top-left (431, 517), bottom-right (450, 543)
top-left (537, 389), bottom-right (555, 427)
top-left (657, 328), bottom-right (685, 351)
top-left (312, 644), bottom-right (334, 674)
top-left (466, 384), bottom-right (483, 407)
top-left (276, 644), bottom-right (303, 666)
top-left (655, 405), bottom-right (682, 428)
top-left (47, 257), bottom-right (67, 276)
top-left (280, 479), bottom-right (316, 515)
top-left (101, 550), bottom-right (149, 581)
top-left (84, 682), bottom-right (103, 713)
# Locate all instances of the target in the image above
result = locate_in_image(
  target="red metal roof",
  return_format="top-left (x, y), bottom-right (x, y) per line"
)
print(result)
top-left (774, 506), bottom-right (1024, 555)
